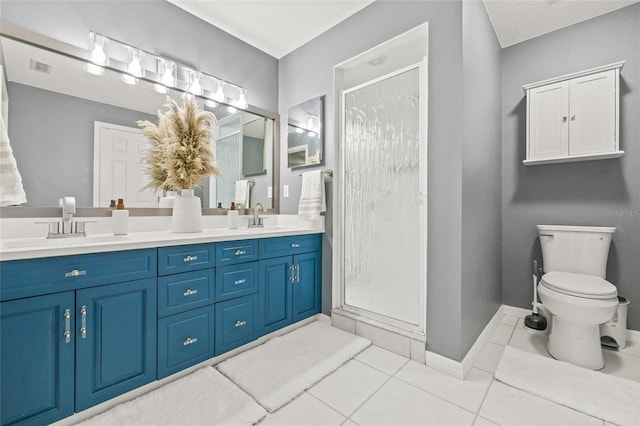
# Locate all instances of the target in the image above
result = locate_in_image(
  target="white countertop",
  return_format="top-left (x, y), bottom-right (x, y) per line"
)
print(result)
top-left (0, 215), bottom-right (324, 261)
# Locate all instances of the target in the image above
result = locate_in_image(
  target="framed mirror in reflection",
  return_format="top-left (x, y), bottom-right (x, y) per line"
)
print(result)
top-left (287, 95), bottom-right (324, 168)
top-left (0, 35), bottom-right (276, 210)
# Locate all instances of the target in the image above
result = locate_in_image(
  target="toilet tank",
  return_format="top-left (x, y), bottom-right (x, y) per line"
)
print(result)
top-left (537, 225), bottom-right (615, 278)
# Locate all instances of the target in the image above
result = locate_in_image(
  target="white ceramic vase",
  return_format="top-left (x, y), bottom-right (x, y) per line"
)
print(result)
top-left (171, 189), bottom-right (203, 233)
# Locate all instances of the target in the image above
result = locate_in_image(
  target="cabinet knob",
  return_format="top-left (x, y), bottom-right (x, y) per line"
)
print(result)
top-left (183, 289), bottom-right (198, 297)
top-left (234, 279), bottom-right (246, 285)
top-left (183, 337), bottom-right (198, 346)
top-left (183, 255), bottom-right (198, 262)
top-left (235, 250), bottom-right (247, 256)
top-left (562, 116), bottom-right (567, 122)
top-left (291, 243), bottom-right (300, 248)
top-left (571, 115), bottom-right (576, 121)
top-left (65, 269), bottom-right (87, 278)
top-left (235, 320), bottom-right (247, 327)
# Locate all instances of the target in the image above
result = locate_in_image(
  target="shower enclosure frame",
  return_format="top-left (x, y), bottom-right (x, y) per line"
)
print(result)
top-left (332, 25), bottom-right (429, 339)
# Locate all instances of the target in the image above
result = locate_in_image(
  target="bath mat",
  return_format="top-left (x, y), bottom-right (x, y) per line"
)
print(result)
top-left (77, 367), bottom-right (266, 426)
top-left (217, 321), bottom-right (371, 412)
top-left (495, 345), bottom-right (640, 426)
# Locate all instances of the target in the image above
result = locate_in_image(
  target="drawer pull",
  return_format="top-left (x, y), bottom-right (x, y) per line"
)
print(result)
top-left (234, 279), bottom-right (246, 285)
top-left (64, 309), bottom-right (71, 343)
top-left (80, 305), bottom-right (87, 339)
top-left (289, 265), bottom-right (295, 282)
top-left (234, 250), bottom-right (247, 256)
top-left (291, 243), bottom-right (300, 248)
top-left (183, 289), bottom-right (198, 297)
top-left (235, 320), bottom-right (247, 328)
top-left (183, 255), bottom-right (198, 262)
top-left (65, 269), bottom-right (87, 278)
top-left (296, 264), bottom-right (301, 283)
top-left (183, 337), bottom-right (198, 346)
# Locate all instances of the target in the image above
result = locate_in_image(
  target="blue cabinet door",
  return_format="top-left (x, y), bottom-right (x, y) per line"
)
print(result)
top-left (292, 251), bottom-right (322, 322)
top-left (258, 257), bottom-right (293, 335)
top-left (75, 278), bottom-right (157, 411)
top-left (1, 292), bottom-right (75, 426)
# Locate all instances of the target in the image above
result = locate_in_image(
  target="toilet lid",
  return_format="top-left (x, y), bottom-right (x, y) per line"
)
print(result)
top-left (541, 271), bottom-right (617, 299)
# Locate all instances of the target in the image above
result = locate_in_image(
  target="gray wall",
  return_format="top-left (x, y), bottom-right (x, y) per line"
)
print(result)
top-left (502, 4), bottom-right (640, 330)
top-left (8, 83), bottom-right (155, 206)
top-left (460, 0), bottom-right (503, 357)
top-left (0, 0), bottom-right (278, 112)
top-left (279, 0), bottom-right (502, 361)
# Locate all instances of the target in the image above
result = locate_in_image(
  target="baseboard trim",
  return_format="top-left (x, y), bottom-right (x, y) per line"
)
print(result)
top-left (426, 305), bottom-right (505, 379)
top-left (627, 328), bottom-right (640, 344)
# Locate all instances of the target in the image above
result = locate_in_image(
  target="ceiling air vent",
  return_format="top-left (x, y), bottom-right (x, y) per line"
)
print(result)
top-left (29, 59), bottom-right (52, 74)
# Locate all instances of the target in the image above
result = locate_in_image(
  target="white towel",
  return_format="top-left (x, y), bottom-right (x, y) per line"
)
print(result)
top-left (298, 170), bottom-right (326, 219)
top-left (0, 115), bottom-right (27, 206)
top-left (234, 179), bottom-right (250, 208)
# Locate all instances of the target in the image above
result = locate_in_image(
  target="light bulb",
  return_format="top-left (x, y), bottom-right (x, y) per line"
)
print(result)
top-left (188, 70), bottom-right (202, 95)
top-left (213, 80), bottom-right (225, 102)
top-left (237, 87), bottom-right (248, 108)
top-left (159, 59), bottom-right (176, 87)
top-left (127, 49), bottom-right (144, 78)
top-left (89, 33), bottom-right (108, 66)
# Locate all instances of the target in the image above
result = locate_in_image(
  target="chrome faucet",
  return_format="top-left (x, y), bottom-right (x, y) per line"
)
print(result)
top-left (36, 196), bottom-right (93, 238)
top-left (248, 202), bottom-right (267, 228)
top-left (60, 196), bottom-right (76, 234)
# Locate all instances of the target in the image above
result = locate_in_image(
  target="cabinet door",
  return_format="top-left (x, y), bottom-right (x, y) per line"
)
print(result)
top-left (1, 292), bottom-right (75, 426)
top-left (292, 251), bottom-right (322, 323)
top-left (258, 257), bottom-right (293, 335)
top-left (569, 69), bottom-right (617, 156)
top-left (527, 81), bottom-right (569, 160)
top-left (75, 278), bottom-right (157, 411)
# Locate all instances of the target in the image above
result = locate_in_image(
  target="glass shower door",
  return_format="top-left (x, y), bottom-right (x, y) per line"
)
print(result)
top-left (342, 66), bottom-right (424, 328)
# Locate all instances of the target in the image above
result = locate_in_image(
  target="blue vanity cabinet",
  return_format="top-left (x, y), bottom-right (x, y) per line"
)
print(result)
top-left (1, 292), bottom-right (75, 426)
top-left (258, 234), bottom-right (322, 335)
top-left (214, 293), bottom-right (259, 355)
top-left (75, 278), bottom-right (157, 411)
top-left (0, 249), bottom-right (157, 425)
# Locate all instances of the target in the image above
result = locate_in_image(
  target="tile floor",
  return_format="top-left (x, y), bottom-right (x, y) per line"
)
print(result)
top-left (257, 314), bottom-right (640, 426)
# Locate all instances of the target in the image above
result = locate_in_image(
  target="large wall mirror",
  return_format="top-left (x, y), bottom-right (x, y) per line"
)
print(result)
top-left (0, 30), bottom-right (278, 212)
top-left (287, 95), bottom-right (324, 168)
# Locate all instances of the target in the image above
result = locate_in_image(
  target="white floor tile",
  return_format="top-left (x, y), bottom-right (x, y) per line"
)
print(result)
top-left (395, 361), bottom-right (492, 413)
top-left (489, 324), bottom-right (515, 345)
top-left (355, 321), bottom-right (411, 358)
top-left (308, 360), bottom-right (389, 416)
top-left (474, 342), bottom-right (505, 374)
top-left (500, 315), bottom-right (518, 327)
top-left (620, 341), bottom-right (640, 358)
top-left (479, 381), bottom-right (603, 426)
top-left (508, 326), bottom-right (551, 359)
top-left (351, 378), bottom-right (475, 426)
top-left (355, 345), bottom-right (409, 376)
top-left (342, 420), bottom-right (358, 426)
top-left (259, 393), bottom-right (345, 426)
top-left (473, 416), bottom-right (499, 426)
top-left (601, 349), bottom-right (640, 382)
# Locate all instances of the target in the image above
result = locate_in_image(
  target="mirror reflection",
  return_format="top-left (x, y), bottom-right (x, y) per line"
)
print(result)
top-left (287, 95), bottom-right (324, 168)
top-left (0, 36), bottom-right (275, 209)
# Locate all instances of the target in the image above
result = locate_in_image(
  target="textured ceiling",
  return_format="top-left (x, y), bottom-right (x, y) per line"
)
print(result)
top-left (169, 0), bottom-right (640, 57)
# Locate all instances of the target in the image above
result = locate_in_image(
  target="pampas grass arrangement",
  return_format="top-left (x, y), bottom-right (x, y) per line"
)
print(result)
top-left (137, 96), bottom-right (221, 191)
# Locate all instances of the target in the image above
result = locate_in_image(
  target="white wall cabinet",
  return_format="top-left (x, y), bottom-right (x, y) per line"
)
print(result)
top-left (524, 62), bottom-right (624, 166)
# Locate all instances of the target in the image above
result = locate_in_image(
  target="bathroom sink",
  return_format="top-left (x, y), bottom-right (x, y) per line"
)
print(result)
top-left (1, 235), bottom-right (129, 250)
top-left (230, 226), bottom-right (291, 233)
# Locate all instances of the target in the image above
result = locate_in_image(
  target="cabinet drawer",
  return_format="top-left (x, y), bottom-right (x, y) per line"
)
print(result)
top-left (158, 270), bottom-right (215, 317)
top-left (0, 249), bottom-right (156, 301)
top-left (157, 306), bottom-right (215, 379)
top-left (215, 294), bottom-right (258, 355)
top-left (215, 262), bottom-right (258, 303)
top-left (259, 234), bottom-right (322, 259)
top-left (158, 244), bottom-right (215, 276)
top-left (215, 239), bottom-right (258, 266)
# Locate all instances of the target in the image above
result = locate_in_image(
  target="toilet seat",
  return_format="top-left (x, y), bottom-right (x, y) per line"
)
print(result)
top-left (540, 271), bottom-right (617, 300)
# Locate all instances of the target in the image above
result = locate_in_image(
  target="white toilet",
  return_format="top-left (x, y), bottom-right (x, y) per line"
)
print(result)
top-left (537, 225), bottom-right (619, 370)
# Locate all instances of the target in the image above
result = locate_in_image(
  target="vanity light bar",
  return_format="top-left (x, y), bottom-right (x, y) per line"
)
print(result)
top-left (87, 31), bottom-right (248, 108)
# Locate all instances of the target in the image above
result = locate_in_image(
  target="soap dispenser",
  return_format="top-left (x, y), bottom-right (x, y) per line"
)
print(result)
top-left (112, 198), bottom-right (129, 235)
top-left (228, 202), bottom-right (238, 229)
